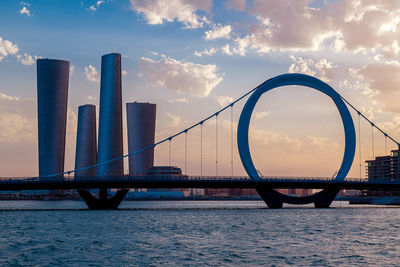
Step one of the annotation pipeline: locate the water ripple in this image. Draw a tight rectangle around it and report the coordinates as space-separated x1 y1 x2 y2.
0 201 400 266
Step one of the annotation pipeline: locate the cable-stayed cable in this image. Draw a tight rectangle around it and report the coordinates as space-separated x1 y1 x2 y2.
41 78 400 179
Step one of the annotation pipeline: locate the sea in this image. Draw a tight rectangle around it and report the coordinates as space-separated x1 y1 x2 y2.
0 200 399 266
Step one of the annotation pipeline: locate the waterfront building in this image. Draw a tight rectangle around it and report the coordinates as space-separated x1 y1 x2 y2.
126 102 156 176
37 58 69 181
147 166 184 194
204 188 259 198
75 104 97 178
97 53 123 177
366 149 400 181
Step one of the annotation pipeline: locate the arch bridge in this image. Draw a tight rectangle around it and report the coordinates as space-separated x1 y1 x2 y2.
2 73 399 209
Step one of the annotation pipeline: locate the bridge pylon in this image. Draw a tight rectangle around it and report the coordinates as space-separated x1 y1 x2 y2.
239 73 355 208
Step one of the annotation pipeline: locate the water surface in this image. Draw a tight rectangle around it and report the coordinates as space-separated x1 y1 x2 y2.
0 200 398 266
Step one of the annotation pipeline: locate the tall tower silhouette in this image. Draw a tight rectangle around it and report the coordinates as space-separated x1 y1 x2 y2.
97 53 123 177
37 58 69 180
75 104 97 178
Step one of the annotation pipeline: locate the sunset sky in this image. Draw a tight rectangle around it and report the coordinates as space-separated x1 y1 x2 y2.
1 0 400 178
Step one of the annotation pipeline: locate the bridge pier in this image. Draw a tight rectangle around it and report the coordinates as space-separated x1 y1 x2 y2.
256 186 339 208
313 188 339 208
78 189 128 209
256 187 283 208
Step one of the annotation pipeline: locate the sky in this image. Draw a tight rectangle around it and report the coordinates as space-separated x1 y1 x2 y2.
1 0 400 178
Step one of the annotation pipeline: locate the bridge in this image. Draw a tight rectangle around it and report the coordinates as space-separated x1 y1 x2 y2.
3 71 400 209
2 176 400 191
2 176 400 209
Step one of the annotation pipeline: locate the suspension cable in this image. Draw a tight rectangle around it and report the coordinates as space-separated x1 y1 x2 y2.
42 78 400 179
358 113 361 179
42 79 260 179
371 124 375 159
168 138 172 166
385 134 388 155
341 96 399 146
185 131 187 174
200 122 203 176
231 104 234 177
216 113 218 177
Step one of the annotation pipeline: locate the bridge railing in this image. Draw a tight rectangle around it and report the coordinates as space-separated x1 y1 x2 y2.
0 175 371 183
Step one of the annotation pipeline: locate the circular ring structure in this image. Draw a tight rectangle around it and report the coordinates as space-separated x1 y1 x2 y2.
237 73 356 204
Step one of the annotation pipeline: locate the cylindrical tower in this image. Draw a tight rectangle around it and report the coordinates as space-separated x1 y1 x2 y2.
37 58 69 180
126 102 156 176
97 53 123 177
75 104 97 178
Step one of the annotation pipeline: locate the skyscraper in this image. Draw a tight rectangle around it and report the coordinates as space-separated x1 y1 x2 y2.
126 102 156 175
37 58 69 180
75 104 97 178
97 53 123 177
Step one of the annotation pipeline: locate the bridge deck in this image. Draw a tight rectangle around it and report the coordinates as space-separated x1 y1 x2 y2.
0 176 400 191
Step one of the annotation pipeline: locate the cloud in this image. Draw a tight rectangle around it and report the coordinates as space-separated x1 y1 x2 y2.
66 107 78 147
355 61 400 113
0 92 80 176
383 40 400 59
248 124 343 176
288 56 316 76
0 37 19 60
253 111 269 120
19 6 31 16
193 47 217 57
84 64 100 82
231 0 400 56
314 58 337 82
231 37 249 56
0 36 39 66
215 96 234 107
204 24 232 40
139 54 223 96
167 98 189 103
250 125 302 149
88 96 96 101
122 70 128 76
89 0 105 11
221 44 233 55
130 0 212 29
288 56 337 82
16 53 40 66
167 112 181 127
0 113 35 143
0 93 36 143
225 0 246 11
306 136 339 151
0 93 20 101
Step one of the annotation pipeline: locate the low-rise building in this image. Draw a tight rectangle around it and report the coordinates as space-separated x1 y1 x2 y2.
366 149 400 181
